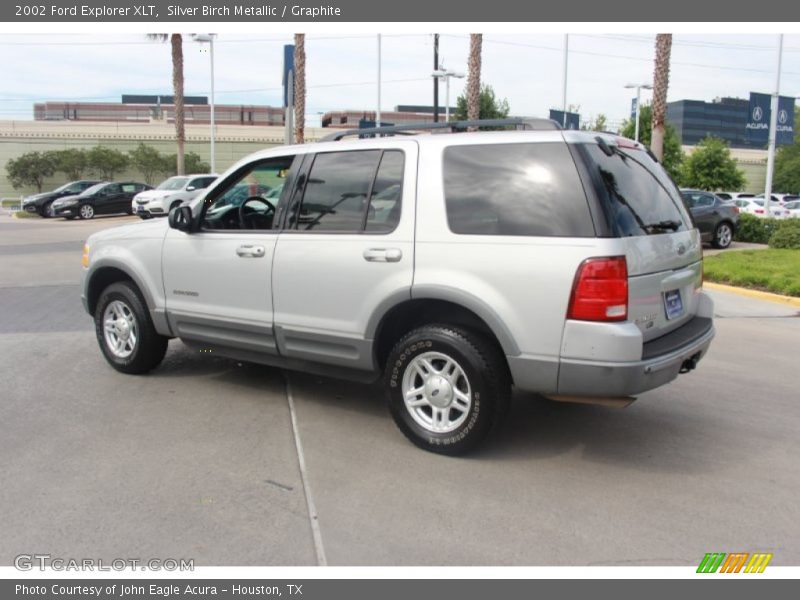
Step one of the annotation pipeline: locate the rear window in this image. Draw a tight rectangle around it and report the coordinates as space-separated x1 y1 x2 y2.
443 142 594 237
580 143 691 237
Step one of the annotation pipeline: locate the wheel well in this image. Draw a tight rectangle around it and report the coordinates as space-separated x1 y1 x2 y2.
373 299 508 372
86 267 134 315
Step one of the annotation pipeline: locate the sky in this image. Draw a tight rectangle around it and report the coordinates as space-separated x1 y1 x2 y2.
1 32 799 129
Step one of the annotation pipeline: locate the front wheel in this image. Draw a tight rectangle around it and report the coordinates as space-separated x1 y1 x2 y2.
79 203 95 219
384 325 510 455
40 201 53 218
94 281 168 374
712 222 733 249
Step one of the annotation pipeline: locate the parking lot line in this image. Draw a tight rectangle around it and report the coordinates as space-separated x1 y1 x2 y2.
285 374 328 566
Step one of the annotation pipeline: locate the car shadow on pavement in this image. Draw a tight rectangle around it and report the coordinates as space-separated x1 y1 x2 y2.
139 342 740 474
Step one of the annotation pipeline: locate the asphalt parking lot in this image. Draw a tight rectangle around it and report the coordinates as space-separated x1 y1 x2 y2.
1 214 798 566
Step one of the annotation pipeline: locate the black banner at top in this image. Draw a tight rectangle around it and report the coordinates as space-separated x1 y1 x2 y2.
3 0 800 22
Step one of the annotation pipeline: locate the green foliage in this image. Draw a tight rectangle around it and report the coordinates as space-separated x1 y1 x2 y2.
583 113 608 132
49 148 89 180
453 85 510 121
734 213 781 244
87 146 129 180
679 136 745 191
773 112 800 193
704 249 800 296
619 104 684 180
5 151 56 192
128 143 173 185
175 152 211 175
768 219 800 249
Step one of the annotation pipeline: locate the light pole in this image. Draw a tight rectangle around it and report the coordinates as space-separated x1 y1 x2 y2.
764 34 784 219
377 34 382 128
625 83 653 142
193 34 216 173
561 34 569 128
432 68 465 122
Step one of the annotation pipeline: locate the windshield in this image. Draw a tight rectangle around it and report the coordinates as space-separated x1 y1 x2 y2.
580 143 691 237
79 183 107 196
157 177 189 191
54 182 84 194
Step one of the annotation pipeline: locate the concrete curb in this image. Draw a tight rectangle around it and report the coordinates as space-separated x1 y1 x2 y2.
704 281 800 308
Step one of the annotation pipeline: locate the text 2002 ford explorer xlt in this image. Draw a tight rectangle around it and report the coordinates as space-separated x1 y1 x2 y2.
81 121 715 455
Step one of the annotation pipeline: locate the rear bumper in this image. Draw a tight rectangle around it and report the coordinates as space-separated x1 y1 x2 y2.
556 318 714 397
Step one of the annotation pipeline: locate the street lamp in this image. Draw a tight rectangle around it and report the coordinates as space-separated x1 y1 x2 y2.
624 82 653 143
193 33 216 173
432 67 465 122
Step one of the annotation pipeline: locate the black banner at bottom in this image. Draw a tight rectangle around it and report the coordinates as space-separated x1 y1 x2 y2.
3 579 796 600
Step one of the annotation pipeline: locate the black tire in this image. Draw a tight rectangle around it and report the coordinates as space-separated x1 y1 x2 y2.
169 200 182 213
94 281 168 374
78 203 95 220
39 201 53 218
384 324 510 455
712 221 734 249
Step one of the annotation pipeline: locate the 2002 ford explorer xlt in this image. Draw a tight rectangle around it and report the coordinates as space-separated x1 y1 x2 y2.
81 119 715 455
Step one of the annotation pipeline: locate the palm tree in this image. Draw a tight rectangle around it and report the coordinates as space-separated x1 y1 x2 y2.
467 34 483 125
294 34 306 144
651 34 673 163
148 34 186 174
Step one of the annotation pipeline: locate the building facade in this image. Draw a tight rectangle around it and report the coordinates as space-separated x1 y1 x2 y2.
667 97 761 149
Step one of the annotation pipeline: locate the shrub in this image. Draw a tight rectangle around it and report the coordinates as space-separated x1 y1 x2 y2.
734 214 780 244
769 219 800 249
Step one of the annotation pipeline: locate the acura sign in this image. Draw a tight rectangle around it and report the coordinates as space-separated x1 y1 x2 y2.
746 92 795 145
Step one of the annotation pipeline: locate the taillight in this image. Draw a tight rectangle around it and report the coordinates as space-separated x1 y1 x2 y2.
568 257 628 322
755 209 764 214
732 206 740 214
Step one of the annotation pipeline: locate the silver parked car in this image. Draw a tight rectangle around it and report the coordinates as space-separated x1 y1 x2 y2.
80 121 714 455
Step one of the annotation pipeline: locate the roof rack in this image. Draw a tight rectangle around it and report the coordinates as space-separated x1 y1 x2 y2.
319 118 561 142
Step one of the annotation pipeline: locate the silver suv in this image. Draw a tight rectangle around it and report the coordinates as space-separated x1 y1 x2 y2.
81 121 715 455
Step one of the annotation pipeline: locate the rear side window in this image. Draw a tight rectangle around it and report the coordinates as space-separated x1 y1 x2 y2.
580 144 690 237
366 151 404 233
443 142 594 237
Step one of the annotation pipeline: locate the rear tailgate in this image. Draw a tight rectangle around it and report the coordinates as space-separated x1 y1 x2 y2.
574 136 704 343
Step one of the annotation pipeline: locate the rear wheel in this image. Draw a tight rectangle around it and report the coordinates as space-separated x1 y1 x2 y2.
712 222 733 249
78 203 95 220
94 281 168 374
384 325 510 455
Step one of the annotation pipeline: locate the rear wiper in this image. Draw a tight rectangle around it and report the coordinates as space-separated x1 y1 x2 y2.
643 220 681 232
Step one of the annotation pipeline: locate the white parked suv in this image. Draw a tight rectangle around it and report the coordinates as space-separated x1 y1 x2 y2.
132 174 217 219
81 120 715 455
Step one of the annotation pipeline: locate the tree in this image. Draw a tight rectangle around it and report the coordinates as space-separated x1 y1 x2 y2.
454 85 509 121
87 146 129 180
680 136 745 191
6 151 56 193
184 152 211 174
583 113 608 132
467 34 482 124
128 143 172 185
165 151 211 175
651 33 673 162
50 148 88 180
294 34 306 144
149 34 186 174
620 104 684 180
774 112 800 193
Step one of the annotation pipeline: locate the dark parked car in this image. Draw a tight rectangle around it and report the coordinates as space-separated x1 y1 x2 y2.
21 180 102 217
680 189 739 249
52 182 152 220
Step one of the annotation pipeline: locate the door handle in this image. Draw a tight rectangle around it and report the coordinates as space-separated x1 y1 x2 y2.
363 248 402 263
236 244 266 258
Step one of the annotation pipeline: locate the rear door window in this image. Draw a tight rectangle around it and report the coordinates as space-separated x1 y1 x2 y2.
442 142 594 237
579 143 691 237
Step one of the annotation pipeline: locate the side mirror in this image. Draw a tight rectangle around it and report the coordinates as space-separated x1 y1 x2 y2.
168 205 193 232
186 186 196 192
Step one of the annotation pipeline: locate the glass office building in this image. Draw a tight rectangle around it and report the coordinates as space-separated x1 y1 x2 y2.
667 97 763 149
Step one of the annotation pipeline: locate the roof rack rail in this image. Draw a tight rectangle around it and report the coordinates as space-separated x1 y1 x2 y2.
319 117 561 142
